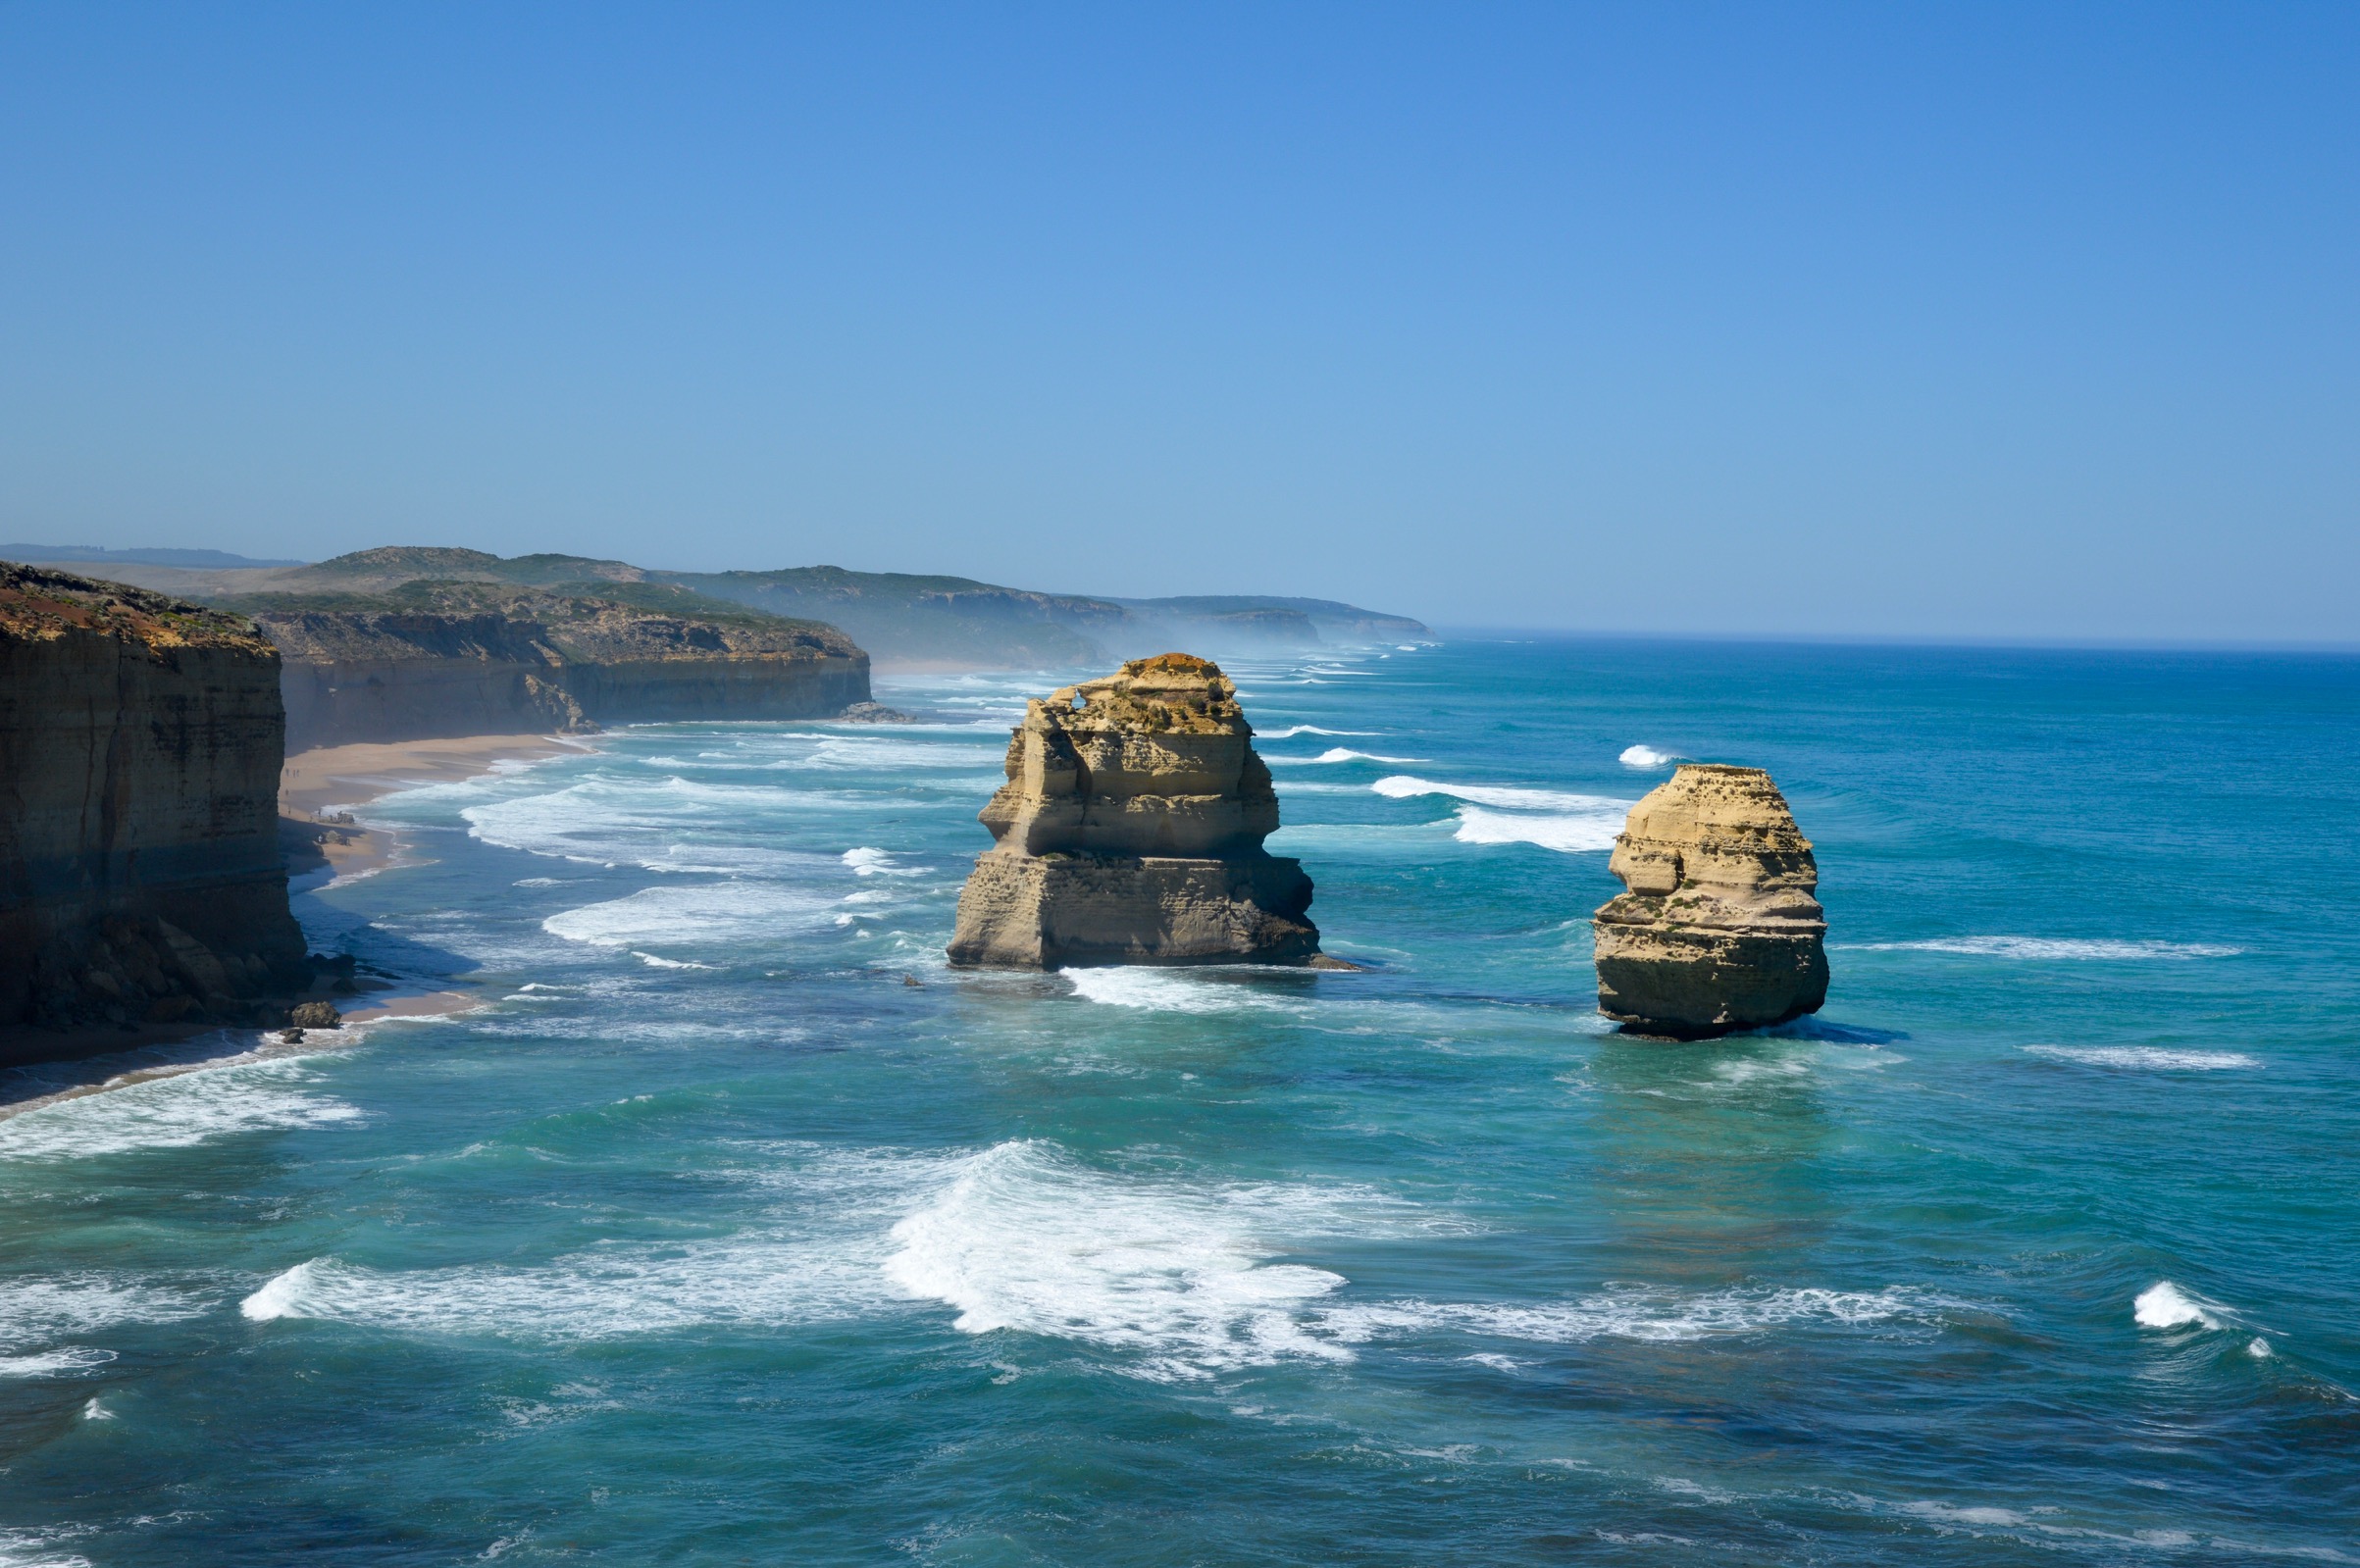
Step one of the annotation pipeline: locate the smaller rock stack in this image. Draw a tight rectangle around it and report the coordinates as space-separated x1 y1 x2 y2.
1592 764 1828 1037
948 654 1321 968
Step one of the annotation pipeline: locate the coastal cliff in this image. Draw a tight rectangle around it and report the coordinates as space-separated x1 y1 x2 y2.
949 653 1322 968
234 582 872 749
1592 764 1829 1037
26 547 1430 672
0 564 307 1039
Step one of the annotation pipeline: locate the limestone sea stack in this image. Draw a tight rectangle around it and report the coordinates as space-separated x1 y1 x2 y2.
1592 764 1828 1038
947 654 1321 968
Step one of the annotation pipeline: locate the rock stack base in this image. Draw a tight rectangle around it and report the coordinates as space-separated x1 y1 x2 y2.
1592 763 1828 1038
948 653 1323 969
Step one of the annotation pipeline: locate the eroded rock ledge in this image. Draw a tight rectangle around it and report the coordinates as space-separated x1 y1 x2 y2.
1592 763 1828 1038
947 654 1321 968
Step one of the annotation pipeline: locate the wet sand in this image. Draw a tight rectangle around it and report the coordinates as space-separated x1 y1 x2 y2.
282 733 598 880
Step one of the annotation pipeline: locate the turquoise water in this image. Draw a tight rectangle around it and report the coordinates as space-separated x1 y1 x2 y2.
2 638 2356 1565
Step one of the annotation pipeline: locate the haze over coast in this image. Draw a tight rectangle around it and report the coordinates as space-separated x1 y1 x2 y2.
2 6 2356 1564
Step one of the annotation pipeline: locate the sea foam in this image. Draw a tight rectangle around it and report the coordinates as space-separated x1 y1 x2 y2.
1267 748 1423 766
1062 968 1297 1014
1848 936 2240 960
0 1275 205 1349
883 1140 1362 1381
2133 1281 2227 1331
1450 805 1622 853
1321 1285 1951 1347
1369 776 1630 854
2023 1045 2258 1071
542 883 842 951
0 1058 360 1163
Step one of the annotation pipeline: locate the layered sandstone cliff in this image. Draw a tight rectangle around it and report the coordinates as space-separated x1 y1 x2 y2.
948 654 1321 968
0 564 308 1040
244 582 872 749
1592 764 1828 1037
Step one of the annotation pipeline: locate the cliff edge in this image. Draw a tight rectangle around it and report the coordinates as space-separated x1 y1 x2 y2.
948 653 1322 968
227 581 872 749
1592 764 1829 1038
0 564 308 1043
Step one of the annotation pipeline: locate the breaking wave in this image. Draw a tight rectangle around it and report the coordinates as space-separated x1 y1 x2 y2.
1061 968 1298 1014
2134 1281 2231 1331
0 1059 360 1162
1269 748 1423 766
883 1140 1367 1381
1370 776 1630 814
1450 805 1622 853
1619 745 1682 769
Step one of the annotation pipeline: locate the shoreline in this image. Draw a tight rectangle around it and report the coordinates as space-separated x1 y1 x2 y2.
282 732 598 881
1 733 592 1101
0 987 486 1118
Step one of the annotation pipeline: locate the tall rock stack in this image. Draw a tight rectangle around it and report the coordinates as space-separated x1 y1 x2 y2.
0 564 308 1045
1592 764 1828 1037
948 654 1322 968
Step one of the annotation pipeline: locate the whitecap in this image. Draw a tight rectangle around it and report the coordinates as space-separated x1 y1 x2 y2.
631 951 718 971
1619 745 1682 769
1257 725 1376 739
0 1058 360 1162
1371 775 1632 815
542 883 841 951
2134 1280 2228 1331
843 847 930 878
882 1140 1369 1380
2024 1045 2258 1071
1451 804 1623 854
1847 936 2240 960
1901 1501 2028 1529
1271 748 1424 766
1061 969 1296 1014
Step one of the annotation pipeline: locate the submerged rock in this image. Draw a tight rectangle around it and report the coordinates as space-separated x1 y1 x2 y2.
1592 764 1828 1038
947 654 1321 968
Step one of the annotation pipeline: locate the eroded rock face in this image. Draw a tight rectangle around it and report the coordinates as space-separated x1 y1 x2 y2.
1592 764 1828 1038
0 563 308 1045
947 654 1320 968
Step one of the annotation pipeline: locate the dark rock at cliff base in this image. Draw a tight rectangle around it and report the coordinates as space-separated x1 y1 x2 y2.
1592 764 1829 1039
949 654 1324 969
0 563 309 1051
288 1001 343 1030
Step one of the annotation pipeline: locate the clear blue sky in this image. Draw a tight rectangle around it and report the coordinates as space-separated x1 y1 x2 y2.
2 3 2353 640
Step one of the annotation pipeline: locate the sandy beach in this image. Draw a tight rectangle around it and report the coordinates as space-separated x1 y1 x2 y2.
282 732 598 880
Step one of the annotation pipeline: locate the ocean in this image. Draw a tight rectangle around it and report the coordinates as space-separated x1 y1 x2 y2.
1 637 2354 1565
